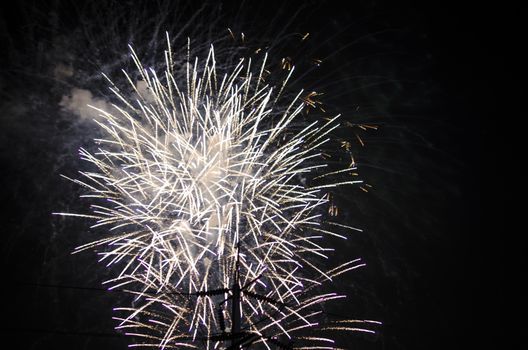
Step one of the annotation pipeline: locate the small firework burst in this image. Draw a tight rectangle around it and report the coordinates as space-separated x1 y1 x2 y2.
56 34 378 349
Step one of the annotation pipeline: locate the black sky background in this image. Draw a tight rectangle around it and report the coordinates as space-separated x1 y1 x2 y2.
0 1 511 349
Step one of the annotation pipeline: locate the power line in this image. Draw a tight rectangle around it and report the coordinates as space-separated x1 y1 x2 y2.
2 327 122 338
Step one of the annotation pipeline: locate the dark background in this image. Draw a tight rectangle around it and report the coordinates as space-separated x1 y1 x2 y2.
0 0 510 349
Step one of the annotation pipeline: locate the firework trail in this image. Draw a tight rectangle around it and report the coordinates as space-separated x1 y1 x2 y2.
54 13 379 348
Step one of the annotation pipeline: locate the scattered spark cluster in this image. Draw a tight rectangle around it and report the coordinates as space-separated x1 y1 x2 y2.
57 34 379 349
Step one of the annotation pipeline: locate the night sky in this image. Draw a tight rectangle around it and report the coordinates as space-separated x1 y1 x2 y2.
0 1 509 349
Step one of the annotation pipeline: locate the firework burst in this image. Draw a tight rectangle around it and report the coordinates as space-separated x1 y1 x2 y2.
56 34 378 349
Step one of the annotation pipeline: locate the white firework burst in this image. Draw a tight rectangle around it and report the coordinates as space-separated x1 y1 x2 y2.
57 34 378 349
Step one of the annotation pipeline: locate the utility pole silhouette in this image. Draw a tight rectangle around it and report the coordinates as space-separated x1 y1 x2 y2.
229 243 242 349
192 242 293 349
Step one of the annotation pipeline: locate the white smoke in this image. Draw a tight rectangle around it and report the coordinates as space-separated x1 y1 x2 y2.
59 88 114 121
